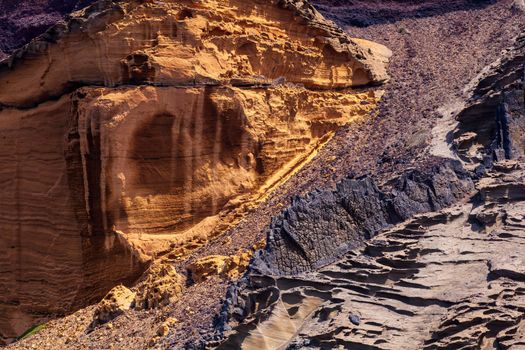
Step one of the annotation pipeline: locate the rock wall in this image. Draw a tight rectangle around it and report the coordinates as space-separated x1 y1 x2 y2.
454 33 525 167
215 167 525 349
207 30 525 350
0 0 390 108
0 0 389 344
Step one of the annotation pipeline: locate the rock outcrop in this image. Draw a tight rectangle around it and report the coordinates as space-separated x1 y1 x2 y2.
91 285 136 328
188 252 252 283
253 161 474 276
208 31 525 350
216 166 525 349
0 0 389 344
454 33 525 168
0 0 97 60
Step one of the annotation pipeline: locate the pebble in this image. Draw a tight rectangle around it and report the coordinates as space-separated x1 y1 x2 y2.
157 324 169 337
349 314 361 326
149 337 158 347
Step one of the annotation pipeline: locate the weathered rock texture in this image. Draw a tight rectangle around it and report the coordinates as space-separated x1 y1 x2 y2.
0 0 390 108
209 31 525 350
217 167 525 349
0 0 389 344
91 285 136 328
454 33 525 168
188 252 252 283
255 160 474 276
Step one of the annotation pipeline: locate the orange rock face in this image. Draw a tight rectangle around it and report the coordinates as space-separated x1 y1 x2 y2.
0 0 389 343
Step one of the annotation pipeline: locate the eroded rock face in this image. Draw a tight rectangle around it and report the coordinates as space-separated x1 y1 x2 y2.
216 169 525 349
0 0 389 344
0 0 390 108
254 160 474 275
209 31 525 350
70 85 381 258
454 33 525 167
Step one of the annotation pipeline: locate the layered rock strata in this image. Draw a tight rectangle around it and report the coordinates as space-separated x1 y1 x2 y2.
216 166 525 349
0 0 389 344
0 0 390 108
209 32 525 350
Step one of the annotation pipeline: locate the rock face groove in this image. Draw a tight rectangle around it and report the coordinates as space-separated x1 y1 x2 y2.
0 0 390 344
209 32 525 350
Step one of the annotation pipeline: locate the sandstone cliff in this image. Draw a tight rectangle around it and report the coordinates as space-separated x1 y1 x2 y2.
0 0 390 344
5 1 524 349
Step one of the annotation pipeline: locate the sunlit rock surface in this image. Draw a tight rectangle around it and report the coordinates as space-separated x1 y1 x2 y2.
0 0 389 343
210 31 525 350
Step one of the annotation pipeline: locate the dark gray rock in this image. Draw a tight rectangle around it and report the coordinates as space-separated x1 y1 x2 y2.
254 160 474 276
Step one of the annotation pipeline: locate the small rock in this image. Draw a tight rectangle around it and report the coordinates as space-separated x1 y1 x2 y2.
106 322 113 330
165 317 178 325
349 314 361 326
149 337 158 347
92 285 136 328
398 27 411 35
512 0 525 11
157 324 169 337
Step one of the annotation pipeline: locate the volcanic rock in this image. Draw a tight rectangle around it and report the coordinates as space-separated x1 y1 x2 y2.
453 32 525 167
0 0 98 60
217 174 525 349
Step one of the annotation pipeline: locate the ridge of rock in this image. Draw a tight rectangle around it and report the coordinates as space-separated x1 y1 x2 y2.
0 0 390 108
254 160 473 276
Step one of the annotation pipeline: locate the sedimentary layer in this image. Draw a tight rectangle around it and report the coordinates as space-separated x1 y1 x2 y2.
0 0 390 108
0 0 389 344
216 166 525 349
208 29 525 350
